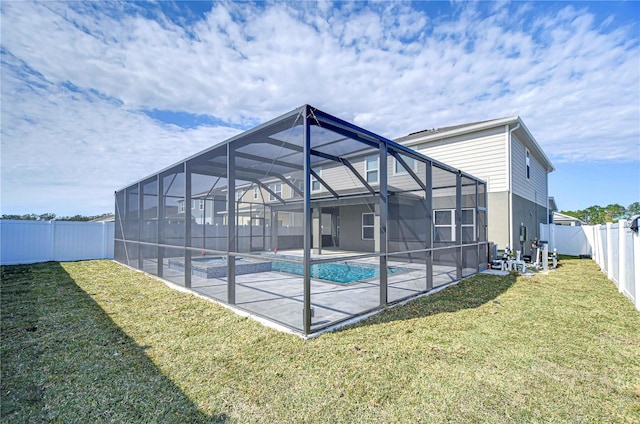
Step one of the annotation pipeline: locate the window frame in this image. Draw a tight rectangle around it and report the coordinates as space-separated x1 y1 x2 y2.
433 209 454 242
393 154 418 176
362 212 375 240
198 199 205 211
365 155 379 184
433 208 476 242
269 182 282 201
461 208 476 243
311 167 322 192
526 149 531 180
253 186 259 200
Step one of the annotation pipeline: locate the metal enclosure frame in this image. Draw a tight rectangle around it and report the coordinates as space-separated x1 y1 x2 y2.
114 105 488 336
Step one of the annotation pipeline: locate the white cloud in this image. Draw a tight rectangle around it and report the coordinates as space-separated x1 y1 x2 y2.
1 51 240 214
1 1 638 214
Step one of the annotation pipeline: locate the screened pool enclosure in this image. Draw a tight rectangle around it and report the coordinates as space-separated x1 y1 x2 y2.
115 105 488 336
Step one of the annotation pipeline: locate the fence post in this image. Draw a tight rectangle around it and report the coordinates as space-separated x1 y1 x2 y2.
594 225 601 269
598 224 607 271
617 220 626 294
49 221 56 261
590 226 596 263
606 223 614 283
101 222 106 259
590 226 596 264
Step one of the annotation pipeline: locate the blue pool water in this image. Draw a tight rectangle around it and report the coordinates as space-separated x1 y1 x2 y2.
271 260 404 284
189 254 405 284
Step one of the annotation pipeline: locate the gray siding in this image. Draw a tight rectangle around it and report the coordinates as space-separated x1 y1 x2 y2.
338 204 375 252
512 193 549 255
511 134 548 208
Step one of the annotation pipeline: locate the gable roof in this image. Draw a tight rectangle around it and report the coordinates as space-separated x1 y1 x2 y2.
403 117 508 138
396 116 555 172
553 211 586 225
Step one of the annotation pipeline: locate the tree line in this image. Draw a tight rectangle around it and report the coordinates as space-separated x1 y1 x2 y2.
560 202 640 225
0 213 113 221
3 203 638 226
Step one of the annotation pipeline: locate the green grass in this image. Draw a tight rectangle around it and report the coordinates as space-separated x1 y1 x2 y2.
2 259 639 423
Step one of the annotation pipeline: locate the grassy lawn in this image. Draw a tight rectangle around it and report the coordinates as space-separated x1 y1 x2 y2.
2 258 639 423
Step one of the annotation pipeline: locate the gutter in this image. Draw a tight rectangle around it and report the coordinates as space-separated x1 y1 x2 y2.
508 121 521 250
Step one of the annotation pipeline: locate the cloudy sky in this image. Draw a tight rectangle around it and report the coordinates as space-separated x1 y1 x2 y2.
1 1 638 216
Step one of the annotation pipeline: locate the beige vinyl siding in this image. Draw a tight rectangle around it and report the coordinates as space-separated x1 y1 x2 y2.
388 154 426 191
315 160 375 192
511 135 547 207
311 153 430 195
410 127 507 192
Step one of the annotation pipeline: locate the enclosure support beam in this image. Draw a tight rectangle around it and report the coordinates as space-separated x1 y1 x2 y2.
390 150 428 192
248 179 286 204
312 208 322 255
138 182 143 270
425 161 433 291
303 105 312 335
270 210 279 252
235 151 302 170
184 163 192 288
157 175 164 277
310 111 381 150
193 163 303 199
379 142 388 307
456 171 463 280
311 149 376 195
310 169 340 199
228 145 236 305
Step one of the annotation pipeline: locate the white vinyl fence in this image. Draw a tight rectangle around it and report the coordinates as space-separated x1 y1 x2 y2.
0 220 114 265
541 221 639 311
539 224 592 256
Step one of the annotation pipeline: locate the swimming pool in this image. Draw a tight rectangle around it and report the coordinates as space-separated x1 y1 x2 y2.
271 260 404 284
192 256 243 266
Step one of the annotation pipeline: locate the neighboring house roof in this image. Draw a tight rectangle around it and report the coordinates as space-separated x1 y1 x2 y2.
396 116 555 173
90 214 115 222
553 212 585 225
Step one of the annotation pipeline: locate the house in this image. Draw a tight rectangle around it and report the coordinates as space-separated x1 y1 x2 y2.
395 116 554 256
553 211 585 226
89 214 115 223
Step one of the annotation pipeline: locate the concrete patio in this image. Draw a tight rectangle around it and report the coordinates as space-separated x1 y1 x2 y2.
142 249 471 334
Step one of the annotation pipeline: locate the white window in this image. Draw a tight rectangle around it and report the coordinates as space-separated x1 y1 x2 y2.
394 154 417 175
311 168 322 192
526 149 531 180
365 156 379 183
434 210 453 242
433 208 476 242
179 201 185 213
236 189 243 201
191 199 195 209
253 186 259 200
461 209 476 243
362 212 375 240
269 183 282 201
198 199 204 211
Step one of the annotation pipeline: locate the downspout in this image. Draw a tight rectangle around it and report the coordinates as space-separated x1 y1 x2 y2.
508 121 521 251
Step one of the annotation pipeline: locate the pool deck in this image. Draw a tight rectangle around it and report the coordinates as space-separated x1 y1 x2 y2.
141 249 473 335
